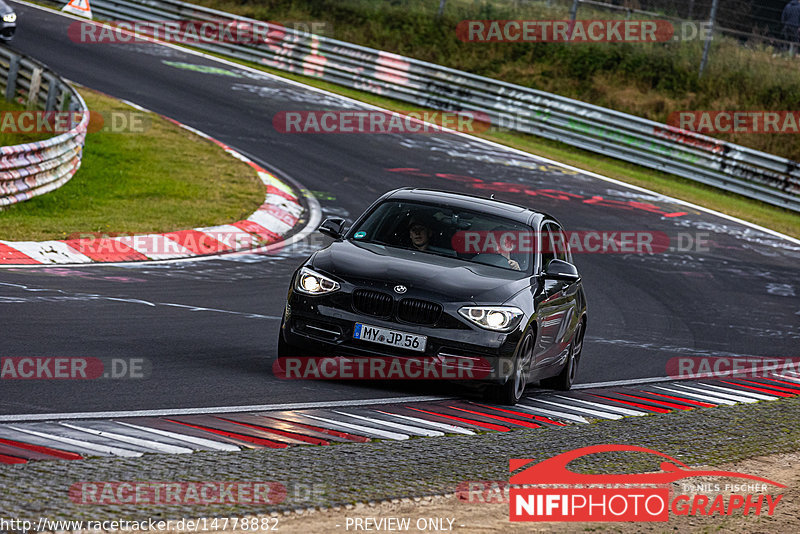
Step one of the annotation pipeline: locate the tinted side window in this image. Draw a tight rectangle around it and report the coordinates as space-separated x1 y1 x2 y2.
551 224 568 262
540 223 556 271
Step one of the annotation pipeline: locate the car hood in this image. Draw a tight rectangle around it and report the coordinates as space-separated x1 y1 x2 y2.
310 240 532 303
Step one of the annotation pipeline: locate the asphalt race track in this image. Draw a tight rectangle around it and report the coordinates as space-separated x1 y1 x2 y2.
1 1 798 416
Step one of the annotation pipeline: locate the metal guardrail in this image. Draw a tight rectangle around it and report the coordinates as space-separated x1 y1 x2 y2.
82 0 800 212
0 47 88 207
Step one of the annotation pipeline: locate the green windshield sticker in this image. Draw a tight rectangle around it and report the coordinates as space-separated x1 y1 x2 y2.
354 231 366 239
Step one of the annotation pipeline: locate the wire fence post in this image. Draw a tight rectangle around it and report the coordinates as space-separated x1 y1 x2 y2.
698 0 719 78
5 54 19 102
569 0 580 21
436 0 446 19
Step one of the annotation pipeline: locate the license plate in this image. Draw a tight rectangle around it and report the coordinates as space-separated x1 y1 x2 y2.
353 323 427 352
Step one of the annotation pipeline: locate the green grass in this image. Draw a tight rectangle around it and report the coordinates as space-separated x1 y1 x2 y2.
0 87 264 241
0 97 53 145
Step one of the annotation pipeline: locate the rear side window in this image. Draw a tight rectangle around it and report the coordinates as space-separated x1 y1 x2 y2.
540 222 569 270
551 224 568 262
540 223 557 270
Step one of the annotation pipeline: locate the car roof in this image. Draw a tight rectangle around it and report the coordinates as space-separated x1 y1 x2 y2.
385 188 555 225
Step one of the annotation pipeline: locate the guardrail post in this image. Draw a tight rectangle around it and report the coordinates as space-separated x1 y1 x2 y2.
44 74 58 111
698 0 719 78
436 0 446 19
569 0 580 22
28 67 43 109
58 86 71 111
5 54 19 102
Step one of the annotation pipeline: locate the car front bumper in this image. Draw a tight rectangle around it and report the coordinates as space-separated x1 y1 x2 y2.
280 292 523 383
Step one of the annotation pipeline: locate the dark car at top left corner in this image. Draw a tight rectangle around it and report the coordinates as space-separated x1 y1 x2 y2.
0 0 16 42
277 188 588 405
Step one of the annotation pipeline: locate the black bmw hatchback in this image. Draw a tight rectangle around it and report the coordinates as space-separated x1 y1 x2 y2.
278 188 587 405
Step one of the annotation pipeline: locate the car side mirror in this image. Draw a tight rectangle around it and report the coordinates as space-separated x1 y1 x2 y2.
318 217 346 239
544 259 580 281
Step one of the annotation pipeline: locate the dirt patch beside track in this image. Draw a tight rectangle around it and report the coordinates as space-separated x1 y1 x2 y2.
262 451 799 533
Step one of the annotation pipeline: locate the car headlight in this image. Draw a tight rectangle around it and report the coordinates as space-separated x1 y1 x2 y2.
458 306 523 331
2 13 15 23
295 267 340 295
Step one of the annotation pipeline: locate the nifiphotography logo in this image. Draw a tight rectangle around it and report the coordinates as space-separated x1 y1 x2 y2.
509 444 784 522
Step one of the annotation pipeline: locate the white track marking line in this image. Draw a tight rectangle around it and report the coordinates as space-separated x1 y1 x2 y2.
667 383 762 403
114 421 240 451
693 383 777 401
6 425 142 457
514 402 588 424
773 373 800 384
299 414 409 440
651 386 737 405
552 395 646 416
58 423 193 454
331 410 443 437
522 399 622 420
0 281 278 319
0 396 449 423
16 0 800 248
573 376 672 389
373 410 475 435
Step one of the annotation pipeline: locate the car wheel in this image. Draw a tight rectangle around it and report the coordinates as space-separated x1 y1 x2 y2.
542 319 584 391
486 330 534 405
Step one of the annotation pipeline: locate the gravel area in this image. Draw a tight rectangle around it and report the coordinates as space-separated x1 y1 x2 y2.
1 396 798 522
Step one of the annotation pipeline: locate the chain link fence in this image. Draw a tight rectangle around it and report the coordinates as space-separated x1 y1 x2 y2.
565 0 798 49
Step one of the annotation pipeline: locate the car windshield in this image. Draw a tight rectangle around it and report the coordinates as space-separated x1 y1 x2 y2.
348 200 534 272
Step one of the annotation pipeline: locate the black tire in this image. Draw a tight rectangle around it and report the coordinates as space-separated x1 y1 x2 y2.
485 331 535 405
277 329 291 358
276 318 298 359
277 319 320 359
541 319 584 391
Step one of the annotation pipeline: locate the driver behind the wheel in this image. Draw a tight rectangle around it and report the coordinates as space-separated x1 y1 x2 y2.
471 226 523 270
408 214 455 256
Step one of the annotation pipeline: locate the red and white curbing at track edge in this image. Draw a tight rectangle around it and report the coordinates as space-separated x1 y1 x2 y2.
0 116 305 266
